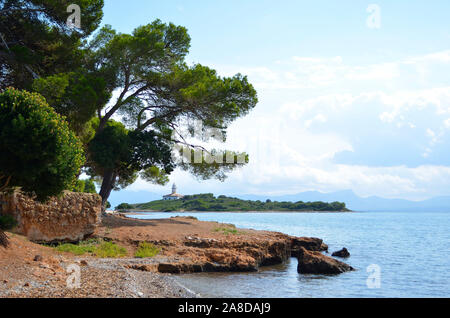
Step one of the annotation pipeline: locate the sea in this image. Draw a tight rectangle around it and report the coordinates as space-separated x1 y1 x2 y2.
130 211 450 298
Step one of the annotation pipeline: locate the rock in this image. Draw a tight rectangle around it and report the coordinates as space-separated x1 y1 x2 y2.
291 237 328 256
158 263 182 274
126 264 157 272
332 247 350 258
33 255 43 262
297 247 354 274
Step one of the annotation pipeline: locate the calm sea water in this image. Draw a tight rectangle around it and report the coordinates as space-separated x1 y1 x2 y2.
131 211 450 298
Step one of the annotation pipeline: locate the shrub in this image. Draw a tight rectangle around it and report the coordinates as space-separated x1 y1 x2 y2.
0 214 17 230
134 242 160 258
0 88 84 201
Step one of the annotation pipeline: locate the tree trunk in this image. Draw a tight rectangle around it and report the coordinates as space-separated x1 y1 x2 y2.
99 169 116 213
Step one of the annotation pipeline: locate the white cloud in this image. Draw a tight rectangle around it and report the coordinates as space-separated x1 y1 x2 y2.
130 50 450 200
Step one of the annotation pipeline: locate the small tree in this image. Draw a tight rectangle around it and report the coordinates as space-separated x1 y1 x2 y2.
0 88 84 247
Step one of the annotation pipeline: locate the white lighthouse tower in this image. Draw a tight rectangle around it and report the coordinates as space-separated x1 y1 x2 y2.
163 183 184 200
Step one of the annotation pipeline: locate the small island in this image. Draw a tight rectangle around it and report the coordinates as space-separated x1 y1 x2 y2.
116 193 350 212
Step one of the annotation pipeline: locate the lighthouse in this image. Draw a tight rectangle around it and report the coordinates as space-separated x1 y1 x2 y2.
162 183 184 200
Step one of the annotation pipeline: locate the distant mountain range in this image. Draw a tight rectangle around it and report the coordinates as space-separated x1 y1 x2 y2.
109 189 450 212
234 190 450 212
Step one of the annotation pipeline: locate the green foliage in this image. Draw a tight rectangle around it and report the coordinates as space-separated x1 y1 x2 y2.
72 179 97 193
213 227 241 235
115 203 133 211
55 239 127 258
89 120 129 170
56 240 98 255
83 179 97 193
94 241 127 258
0 214 17 230
0 0 104 90
134 242 160 258
131 194 349 212
0 88 84 201
32 72 110 134
72 179 85 193
84 20 257 205
87 120 174 192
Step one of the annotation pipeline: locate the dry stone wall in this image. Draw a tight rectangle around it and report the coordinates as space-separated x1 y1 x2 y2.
0 191 101 242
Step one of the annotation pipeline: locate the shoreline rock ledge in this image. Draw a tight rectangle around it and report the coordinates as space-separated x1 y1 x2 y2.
297 247 354 274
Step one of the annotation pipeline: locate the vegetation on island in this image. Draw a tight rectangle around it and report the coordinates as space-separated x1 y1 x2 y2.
116 193 349 212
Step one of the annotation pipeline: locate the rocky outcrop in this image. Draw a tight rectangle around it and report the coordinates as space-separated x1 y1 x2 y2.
332 247 350 258
291 237 328 256
297 247 354 274
98 215 353 275
157 236 293 273
125 236 332 274
0 191 101 242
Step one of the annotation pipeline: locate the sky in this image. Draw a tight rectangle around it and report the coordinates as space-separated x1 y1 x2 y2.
101 0 450 202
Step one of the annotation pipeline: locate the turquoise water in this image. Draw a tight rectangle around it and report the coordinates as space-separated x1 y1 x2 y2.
130 211 450 298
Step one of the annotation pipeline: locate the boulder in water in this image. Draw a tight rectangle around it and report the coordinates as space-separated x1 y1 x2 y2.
297 247 354 274
332 247 350 258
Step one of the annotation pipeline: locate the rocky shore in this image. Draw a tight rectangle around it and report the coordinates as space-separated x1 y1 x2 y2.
0 214 353 298
97 214 333 274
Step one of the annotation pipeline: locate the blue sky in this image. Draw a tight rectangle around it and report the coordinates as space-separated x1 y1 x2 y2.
101 1 450 203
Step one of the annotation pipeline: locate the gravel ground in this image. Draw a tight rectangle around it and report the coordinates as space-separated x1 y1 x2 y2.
1 244 198 298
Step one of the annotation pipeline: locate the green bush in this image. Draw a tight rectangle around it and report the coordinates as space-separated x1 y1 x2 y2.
0 88 84 201
0 214 17 230
134 242 160 258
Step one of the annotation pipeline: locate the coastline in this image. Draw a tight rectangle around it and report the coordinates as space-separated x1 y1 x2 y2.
0 214 333 298
120 210 353 215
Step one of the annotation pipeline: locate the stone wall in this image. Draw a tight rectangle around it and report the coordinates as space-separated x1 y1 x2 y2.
0 191 101 242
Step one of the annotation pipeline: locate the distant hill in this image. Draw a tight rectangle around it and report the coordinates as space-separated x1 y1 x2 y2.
119 193 349 212
108 190 162 210
235 190 450 212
